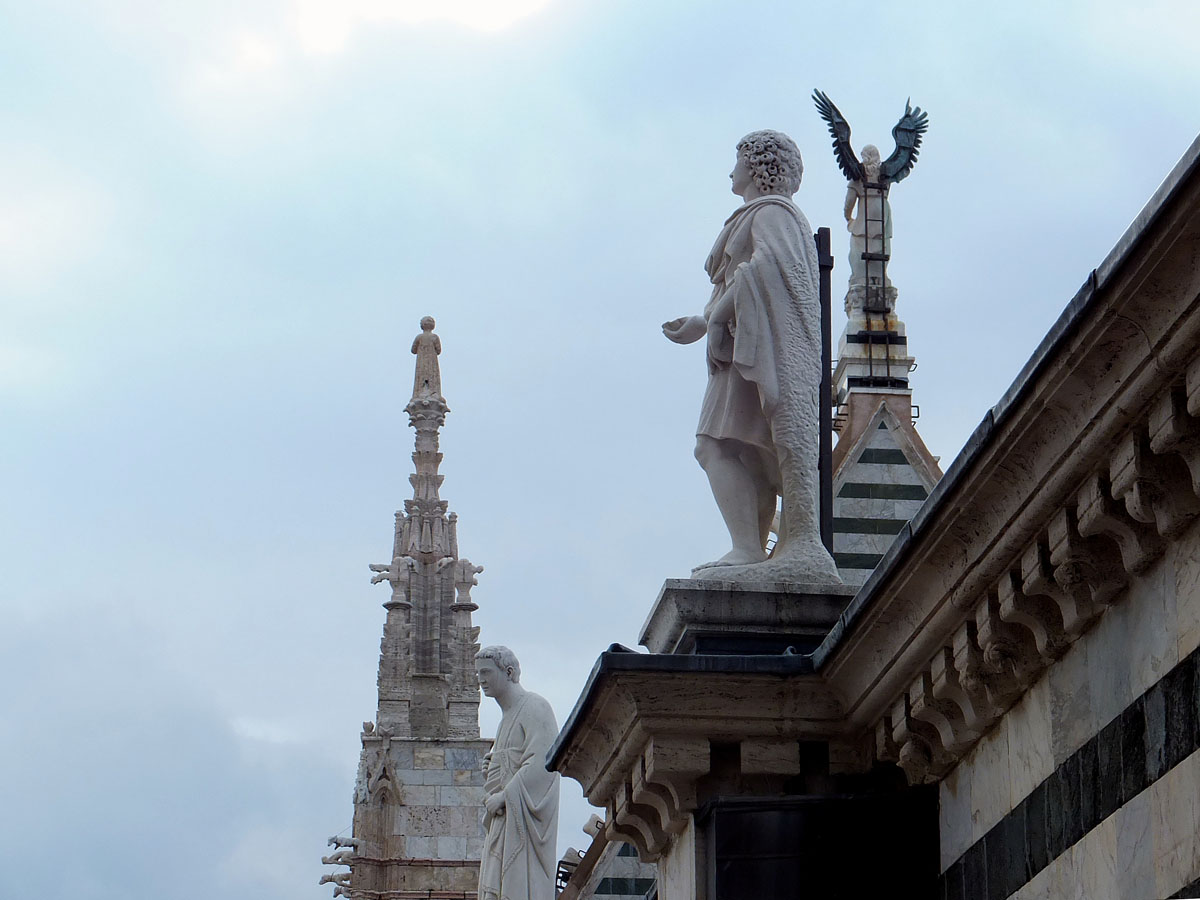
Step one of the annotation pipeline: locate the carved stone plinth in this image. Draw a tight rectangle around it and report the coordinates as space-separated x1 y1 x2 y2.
640 579 854 655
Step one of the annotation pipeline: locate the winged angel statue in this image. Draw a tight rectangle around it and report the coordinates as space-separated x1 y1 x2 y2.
812 90 928 312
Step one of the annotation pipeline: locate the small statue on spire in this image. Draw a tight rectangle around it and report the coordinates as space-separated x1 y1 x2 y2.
411 315 442 400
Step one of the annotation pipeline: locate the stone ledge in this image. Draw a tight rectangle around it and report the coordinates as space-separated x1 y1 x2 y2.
640 578 854 654
352 858 480 867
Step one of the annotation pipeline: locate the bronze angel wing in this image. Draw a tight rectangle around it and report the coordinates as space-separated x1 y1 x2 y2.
880 99 929 184
812 89 862 183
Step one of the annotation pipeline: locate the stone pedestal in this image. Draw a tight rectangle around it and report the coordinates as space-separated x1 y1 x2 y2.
640 579 854 655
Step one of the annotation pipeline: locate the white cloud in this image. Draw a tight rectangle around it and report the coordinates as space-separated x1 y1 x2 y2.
189 0 554 91
194 30 287 90
0 147 113 295
290 0 555 55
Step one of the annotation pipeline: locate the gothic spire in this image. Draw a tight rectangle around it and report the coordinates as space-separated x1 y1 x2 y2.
367 317 483 740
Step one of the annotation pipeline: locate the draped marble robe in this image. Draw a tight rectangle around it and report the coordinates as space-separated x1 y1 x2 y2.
478 692 560 900
698 194 839 581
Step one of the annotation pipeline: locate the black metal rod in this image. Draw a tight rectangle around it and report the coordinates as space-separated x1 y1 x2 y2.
816 227 834 555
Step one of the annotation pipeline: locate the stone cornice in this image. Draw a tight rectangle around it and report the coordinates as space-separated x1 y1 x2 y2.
814 133 1200 781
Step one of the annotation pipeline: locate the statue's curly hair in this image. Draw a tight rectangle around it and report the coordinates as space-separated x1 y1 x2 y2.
737 130 803 196
475 645 521 683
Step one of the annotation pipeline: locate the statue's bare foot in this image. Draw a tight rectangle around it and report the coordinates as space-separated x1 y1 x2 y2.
692 548 768 573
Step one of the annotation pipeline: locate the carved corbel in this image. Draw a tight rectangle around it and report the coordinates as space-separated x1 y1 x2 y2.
608 736 711 862
931 643 995 738
890 694 952 784
1046 506 1124 627
997 567 1069 663
1109 429 1200 539
910 668 979 756
1076 471 1163 574
952 619 1015 722
630 736 709 844
974 589 1043 698
1016 538 1098 643
609 777 668 861
1149 385 1200 496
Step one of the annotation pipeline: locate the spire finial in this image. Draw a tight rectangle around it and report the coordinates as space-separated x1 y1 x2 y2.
411 315 442 402
403 316 449 508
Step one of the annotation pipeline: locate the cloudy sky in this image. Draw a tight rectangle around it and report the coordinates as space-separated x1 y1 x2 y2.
3 0 1199 896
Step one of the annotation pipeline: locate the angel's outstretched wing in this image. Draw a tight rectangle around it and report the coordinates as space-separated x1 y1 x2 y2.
812 89 862 183
881 99 929 184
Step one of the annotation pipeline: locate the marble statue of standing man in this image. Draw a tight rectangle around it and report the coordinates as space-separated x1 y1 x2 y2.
476 646 559 900
663 130 839 583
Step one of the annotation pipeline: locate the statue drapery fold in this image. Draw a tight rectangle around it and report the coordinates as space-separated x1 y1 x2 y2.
698 196 828 561
479 692 559 900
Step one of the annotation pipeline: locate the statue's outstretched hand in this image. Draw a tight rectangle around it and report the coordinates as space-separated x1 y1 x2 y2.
662 315 706 344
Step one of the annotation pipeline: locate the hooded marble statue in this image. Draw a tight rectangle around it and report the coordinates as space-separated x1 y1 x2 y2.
663 130 840 582
475 646 559 900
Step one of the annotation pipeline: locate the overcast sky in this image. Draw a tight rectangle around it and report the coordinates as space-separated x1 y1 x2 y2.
4 1 1200 897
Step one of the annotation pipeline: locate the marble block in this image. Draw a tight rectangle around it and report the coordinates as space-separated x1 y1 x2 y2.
640 578 855 654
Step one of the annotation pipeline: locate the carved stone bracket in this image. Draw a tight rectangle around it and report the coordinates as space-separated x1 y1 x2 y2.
1016 539 1092 645
951 619 1011 726
1046 506 1124 632
974 590 1042 696
929 645 993 743
910 667 979 758
1076 471 1163 574
607 736 710 861
1150 386 1200 494
1110 428 1200 539
890 693 952 784
997 567 1068 664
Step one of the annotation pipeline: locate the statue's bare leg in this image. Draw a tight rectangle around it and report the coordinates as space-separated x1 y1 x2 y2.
694 436 769 568
748 446 782 552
